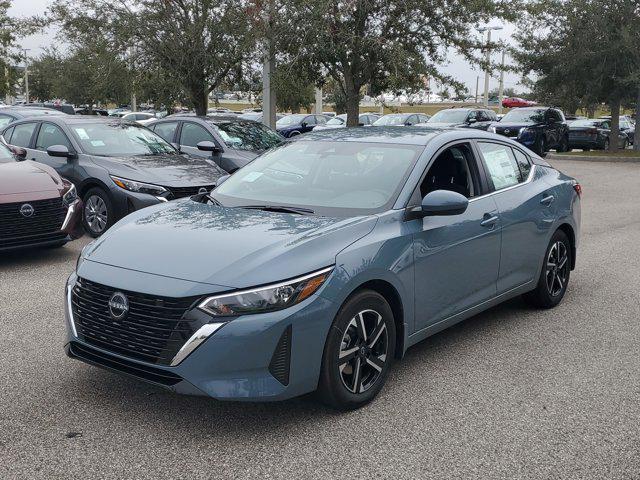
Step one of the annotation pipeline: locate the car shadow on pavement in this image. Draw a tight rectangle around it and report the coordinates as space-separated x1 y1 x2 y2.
61 295 539 437
0 244 80 270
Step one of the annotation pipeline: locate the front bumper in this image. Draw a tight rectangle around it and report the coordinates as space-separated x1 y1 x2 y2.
110 187 164 220
64 271 338 401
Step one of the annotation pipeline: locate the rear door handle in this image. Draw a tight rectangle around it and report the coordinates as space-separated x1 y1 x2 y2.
540 194 555 206
480 214 499 228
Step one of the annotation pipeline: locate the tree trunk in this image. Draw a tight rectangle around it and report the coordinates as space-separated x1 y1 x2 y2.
608 98 620 153
191 81 208 116
344 80 360 127
635 85 640 152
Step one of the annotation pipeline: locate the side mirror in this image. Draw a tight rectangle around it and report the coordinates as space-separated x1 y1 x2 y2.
197 141 222 154
8 144 27 160
413 190 469 217
358 122 365 127
215 174 231 187
301 122 308 128
47 144 76 159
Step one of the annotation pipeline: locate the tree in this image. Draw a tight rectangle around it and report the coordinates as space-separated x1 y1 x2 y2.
278 0 511 126
50 0 255 115
514 0 640 152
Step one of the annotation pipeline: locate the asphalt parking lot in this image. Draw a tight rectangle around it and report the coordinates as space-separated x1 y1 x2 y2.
1 159 639 479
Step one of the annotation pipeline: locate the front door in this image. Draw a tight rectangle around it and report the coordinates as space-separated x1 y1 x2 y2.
411 142 501 331
31 122 76 181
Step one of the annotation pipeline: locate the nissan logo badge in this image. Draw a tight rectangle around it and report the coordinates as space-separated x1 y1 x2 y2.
108 292 129 320
20 204 35 217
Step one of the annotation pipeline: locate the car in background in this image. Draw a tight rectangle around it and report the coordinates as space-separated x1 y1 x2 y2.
64 126 580 410
149 115 283 173
489 107 569 155
0 140 83 251
121 112 157 126
75 107 109 116
372 113 430 127
0 106 68 129
1 117 227 237
25 103 76 115
312 113 380 130
502 97 536 108
424 107 497 130
275 113 331 137
568 118 628 150
237 112 286 123
598 115 635 145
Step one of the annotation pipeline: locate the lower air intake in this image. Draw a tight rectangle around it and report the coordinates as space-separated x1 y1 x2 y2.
269 325 292 386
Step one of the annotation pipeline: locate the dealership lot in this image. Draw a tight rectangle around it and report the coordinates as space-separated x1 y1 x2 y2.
1 159 639 478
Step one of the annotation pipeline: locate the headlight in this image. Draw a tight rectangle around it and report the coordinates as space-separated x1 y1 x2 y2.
199 266 333 317
62 180 78 206
110 175 167 196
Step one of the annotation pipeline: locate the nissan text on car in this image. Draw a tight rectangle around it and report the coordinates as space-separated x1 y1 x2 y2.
64 127 581 410
2 116 227 237
0 140 83 251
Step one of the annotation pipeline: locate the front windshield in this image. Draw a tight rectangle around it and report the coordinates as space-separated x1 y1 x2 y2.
69 122 176 156
373 115 408 126
326 115 346 126
0 143 15 163
210 121 282 152
571 120 601 127
276 114 306 126
501 109 546 124
214 140 423 215
428 110 468 124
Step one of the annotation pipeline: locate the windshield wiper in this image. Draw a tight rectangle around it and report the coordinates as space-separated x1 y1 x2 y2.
239 205 315 215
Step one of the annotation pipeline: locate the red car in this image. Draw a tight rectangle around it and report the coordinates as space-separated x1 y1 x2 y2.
0 142 83 251
502 97 537 108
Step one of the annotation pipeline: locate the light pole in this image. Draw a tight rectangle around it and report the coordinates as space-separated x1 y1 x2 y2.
498 49 506 114
22 48 30 103
478 26 502 107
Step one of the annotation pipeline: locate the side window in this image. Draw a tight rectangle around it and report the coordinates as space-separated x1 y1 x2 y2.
315 115 327 125
467 111 478 122
419 143 479 199
405 115 417 125
180 122 214 147
3 126 15 143
513 149 532 181
0 114 13 129
35 123 72 151
304 116 316 126
153 121 179 143
601 121 610 129
10 122 38 148
477 142 521 191
419 114 430 123
477 110 490 122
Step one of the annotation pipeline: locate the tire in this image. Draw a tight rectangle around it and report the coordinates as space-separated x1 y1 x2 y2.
318 290 396 410
534 136 546 156
622 139 629 150
82 187 114 237
288 131 301 137
557 135 569 152
523 229 572 309
604 138 610 151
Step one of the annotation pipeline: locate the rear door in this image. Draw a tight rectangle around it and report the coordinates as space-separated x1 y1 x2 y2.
476 141 556 293
7 121 38 157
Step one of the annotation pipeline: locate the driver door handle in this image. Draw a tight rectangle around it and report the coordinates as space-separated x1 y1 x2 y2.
480 214 499 228
540 194 555 206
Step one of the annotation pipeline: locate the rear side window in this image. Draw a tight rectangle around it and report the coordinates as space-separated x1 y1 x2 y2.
477 142 520 190
153 121 179 143
35 123 72 151
180 122 214 147
513 149 532 181
10 123 38 148
3 126 15 142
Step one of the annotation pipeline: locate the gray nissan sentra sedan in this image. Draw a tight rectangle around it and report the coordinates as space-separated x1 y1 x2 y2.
64 127 581 410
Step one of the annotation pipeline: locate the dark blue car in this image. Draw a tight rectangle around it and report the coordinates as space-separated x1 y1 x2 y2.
65 127 581 409
276 114 331 137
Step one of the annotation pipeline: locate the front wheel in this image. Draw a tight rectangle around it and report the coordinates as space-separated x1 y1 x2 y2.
523 229 572 308
534 136 546 156
318 290 396 410
557 135 569 152
83 187 114 237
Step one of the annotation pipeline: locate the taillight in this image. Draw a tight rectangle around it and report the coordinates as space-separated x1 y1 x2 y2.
573 182 582 197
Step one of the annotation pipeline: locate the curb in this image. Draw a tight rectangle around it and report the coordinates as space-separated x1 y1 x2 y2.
546 153 640 163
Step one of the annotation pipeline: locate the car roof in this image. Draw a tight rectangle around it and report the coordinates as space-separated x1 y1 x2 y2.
157 114 256 123
298 125 504 145
2 107 65 115
7 115 126 126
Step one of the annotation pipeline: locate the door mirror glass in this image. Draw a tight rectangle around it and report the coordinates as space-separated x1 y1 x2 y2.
419 190 469 216
47 144 75 159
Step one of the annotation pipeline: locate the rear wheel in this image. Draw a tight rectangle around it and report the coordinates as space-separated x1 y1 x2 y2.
318 290 396 410
604 138 610 151
535 136 546 156
83 187 114 237
557 135 569 152
523 229 572 308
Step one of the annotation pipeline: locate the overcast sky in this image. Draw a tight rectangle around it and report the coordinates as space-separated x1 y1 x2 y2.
10 0 523 96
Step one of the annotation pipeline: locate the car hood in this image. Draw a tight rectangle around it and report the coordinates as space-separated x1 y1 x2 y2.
494 122 541 130
82 200 378 288
425 122 463 128
0 160 63 195
88 153 225 187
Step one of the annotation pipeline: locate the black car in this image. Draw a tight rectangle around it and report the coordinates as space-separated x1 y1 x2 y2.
489 107 569 155
0 107 68 130
148 115 283 173
598 115 635 145
568 119 628 150
2 116 227 236
25 102 76 115
425 107 498 130
276 113 332 137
